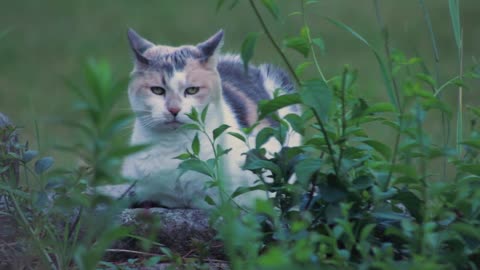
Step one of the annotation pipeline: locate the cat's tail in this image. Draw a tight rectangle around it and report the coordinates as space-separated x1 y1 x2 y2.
258 64 296 96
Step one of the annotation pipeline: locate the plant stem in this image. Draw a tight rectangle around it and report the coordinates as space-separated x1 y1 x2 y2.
313 110 339 176
457 30 464 156
417 0 440 85
300 0 327 82
337 68 348 169
417 0 449 178
373 0 402 114
248 0 301 86
373 0 402 189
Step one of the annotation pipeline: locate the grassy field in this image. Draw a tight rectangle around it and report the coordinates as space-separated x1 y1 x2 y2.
0 0 479 166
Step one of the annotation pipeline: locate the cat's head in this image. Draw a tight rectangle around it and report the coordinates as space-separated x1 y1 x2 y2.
126 28 224 131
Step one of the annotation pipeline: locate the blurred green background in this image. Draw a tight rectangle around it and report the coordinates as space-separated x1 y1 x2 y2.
0 0 479 166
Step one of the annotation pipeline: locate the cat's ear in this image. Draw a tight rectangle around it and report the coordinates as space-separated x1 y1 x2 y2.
196 29 224 67
127 28 155 67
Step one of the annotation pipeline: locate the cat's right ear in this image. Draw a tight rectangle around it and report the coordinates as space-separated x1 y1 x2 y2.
127 28 154 68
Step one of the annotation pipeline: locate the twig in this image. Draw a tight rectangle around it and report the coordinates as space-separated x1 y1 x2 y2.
303 171 318 210
105 248 163 257
248 0 301 85
300 0 327 82
118 180 137 200
68 207 83 240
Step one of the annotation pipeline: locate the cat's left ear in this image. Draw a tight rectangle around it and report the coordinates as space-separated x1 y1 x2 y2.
127 28 155 68
196 29 224 68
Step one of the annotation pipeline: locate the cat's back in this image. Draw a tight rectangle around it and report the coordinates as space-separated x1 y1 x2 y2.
217 54 295 127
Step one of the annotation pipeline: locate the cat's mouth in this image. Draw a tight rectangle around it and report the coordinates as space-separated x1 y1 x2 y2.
164 120 183 127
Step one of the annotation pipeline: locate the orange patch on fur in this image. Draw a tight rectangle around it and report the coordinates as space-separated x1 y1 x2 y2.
183 59 222 101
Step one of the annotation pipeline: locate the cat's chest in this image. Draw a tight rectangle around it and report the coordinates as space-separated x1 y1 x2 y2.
127 134 214 178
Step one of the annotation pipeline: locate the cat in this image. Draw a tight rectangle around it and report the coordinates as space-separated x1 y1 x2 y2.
101 28 300 209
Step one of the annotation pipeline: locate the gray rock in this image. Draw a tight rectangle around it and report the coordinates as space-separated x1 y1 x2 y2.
112 208 223 259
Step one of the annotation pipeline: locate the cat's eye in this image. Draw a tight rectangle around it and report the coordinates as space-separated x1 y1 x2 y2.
150 86 166 95
185 87 200 95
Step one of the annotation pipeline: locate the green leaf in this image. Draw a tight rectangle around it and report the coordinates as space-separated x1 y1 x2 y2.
295 158 321 186
359 224 376 242
256 127 276 149
174 153 192 160
243 159 281 177
363 102 396 115
216 144 232 157
283 36 309 58
23 150 38 163
312 37 326 54
228 132 246 143
458 164 480 176
319 185 348 203
363 139 392 159
352 176 373 190
204 195 217 206
299 79 333 122
181 123 200 131
254 199 275 217
178 159 213 177
213 124 230 141
186 108 199 122
393 190 423 222
192 133 200 156
371 209 409 221
231 184 266 198
34 157 54 174
258 247 291 267
451 223 480 241
260 0 279 19
284 113 305 135
259 93 301 119
109 144 150 158
200 104 209 123
295 62 312 77
241 32 259 72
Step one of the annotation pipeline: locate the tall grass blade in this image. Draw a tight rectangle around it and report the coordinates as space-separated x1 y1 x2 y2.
417 0 440 85
448 0 462 50
448 0 464 155
325 17 399 111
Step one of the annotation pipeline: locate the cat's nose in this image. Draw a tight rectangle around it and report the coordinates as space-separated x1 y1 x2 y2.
168 107 181 117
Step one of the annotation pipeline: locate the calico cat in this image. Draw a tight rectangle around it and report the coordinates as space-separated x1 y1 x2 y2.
103 29 300 208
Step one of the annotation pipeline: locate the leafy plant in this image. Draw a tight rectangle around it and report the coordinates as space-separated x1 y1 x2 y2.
204 0 480 269
0 60 143 269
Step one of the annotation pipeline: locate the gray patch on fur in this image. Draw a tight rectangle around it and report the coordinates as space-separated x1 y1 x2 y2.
218 56 295 127
149 48 200 77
